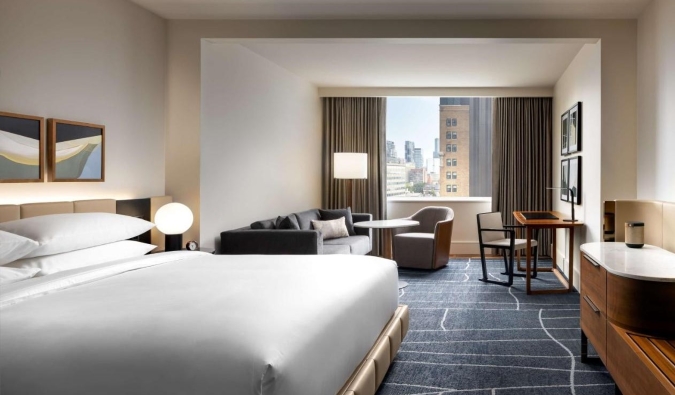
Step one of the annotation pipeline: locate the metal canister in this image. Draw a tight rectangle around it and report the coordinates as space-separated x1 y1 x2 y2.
625 222 645 248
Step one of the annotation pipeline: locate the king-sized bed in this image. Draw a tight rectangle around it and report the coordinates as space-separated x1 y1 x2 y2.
0 198 408 395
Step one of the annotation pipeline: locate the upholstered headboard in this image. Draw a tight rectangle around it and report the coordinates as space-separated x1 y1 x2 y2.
0 196 172 250
613 200 675 253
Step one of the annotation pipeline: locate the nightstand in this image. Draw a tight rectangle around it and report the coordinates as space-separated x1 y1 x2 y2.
151 247 215 254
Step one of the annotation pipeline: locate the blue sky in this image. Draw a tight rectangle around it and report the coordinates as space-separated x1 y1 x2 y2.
386 97 439 165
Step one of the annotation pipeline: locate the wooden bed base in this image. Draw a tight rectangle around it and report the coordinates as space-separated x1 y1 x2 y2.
337 305 409 395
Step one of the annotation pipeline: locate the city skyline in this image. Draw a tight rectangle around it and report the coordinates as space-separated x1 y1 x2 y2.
386 97 438 168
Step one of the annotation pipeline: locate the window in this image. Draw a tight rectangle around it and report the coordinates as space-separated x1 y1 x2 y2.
445 118 457 127
386 97 492 198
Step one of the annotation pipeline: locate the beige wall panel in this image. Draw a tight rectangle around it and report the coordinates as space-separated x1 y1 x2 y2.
614 200 663 247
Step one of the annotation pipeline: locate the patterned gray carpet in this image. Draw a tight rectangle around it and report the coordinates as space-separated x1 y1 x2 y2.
377 258 614 395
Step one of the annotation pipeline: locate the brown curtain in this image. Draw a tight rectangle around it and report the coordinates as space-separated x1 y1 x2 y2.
492 97 553 257
322 97 387 255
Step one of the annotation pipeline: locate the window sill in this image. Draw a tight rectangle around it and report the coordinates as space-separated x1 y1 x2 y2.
387 197 492 203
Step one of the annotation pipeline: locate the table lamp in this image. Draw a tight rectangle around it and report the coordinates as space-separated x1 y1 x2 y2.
546 187 577 222
334 153 368 209
155 203 194 251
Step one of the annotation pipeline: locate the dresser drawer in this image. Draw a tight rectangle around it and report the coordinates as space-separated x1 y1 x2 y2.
581 291 607 363
581 253 607 313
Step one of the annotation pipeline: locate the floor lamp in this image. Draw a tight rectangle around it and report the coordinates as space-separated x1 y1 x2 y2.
334 153 368 209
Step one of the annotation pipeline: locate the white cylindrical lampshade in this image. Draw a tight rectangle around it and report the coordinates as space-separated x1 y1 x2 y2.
333 153 368 179
155 203 194 235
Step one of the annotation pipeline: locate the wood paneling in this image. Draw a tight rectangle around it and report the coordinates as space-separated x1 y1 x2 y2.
607 274 675 337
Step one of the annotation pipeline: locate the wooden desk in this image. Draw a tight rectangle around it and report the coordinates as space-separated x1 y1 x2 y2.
513 211 584 295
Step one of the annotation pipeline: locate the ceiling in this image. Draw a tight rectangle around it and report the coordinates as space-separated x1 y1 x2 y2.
130 0 651 20
214 40 587 88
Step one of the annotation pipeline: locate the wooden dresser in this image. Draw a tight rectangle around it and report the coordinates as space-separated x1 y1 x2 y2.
580 242 675 395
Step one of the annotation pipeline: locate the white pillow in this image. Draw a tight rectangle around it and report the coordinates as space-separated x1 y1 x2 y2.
0 267 41 285
0 230 39 265
311 217 350 240
4 240 156 276
0 213 155 258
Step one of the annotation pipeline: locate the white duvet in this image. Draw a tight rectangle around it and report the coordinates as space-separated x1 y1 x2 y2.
0 252 399 395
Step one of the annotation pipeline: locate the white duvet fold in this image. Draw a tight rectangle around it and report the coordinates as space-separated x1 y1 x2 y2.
0 251 205 309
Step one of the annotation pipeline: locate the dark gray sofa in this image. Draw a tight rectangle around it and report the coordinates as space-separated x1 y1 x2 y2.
220 209 372 255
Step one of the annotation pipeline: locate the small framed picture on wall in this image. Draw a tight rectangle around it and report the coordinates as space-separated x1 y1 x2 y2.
0 111 45 183
561 111 569 156
48 119 105 182
568 102 582 154
568 156 582 205
561 158 569 202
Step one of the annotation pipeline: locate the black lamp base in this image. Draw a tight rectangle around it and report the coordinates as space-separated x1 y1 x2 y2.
165 234 183 251
563 219 578 222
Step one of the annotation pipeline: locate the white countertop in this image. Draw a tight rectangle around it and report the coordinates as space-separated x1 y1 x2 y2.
580 242 675 282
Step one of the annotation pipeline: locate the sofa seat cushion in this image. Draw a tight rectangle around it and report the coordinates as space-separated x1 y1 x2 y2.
393 233 434 269
322 244 351 255
324 235 371 255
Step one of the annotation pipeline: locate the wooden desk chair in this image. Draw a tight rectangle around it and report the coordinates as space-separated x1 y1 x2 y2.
476 212 539 286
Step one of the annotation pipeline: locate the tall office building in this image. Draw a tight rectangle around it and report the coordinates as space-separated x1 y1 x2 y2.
404 141 415 163
439 97 492 197
433 138 440 158
386 140 398 163
413 148 424 169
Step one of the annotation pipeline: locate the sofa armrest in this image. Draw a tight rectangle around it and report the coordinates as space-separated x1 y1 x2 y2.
352 213 373 238
220 229 322 255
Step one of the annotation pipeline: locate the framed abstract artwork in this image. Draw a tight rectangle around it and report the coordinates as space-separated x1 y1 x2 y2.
48 119 105 182
0 111 45 183
568 102 582 154
560 159 569 202
561 111 569 156
568 156 582 205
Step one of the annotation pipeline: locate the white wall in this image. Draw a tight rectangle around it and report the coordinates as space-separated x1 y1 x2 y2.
637 0 675 202
387 199 491 255
553 43 602 289
0 0 167 203
200 42 321 249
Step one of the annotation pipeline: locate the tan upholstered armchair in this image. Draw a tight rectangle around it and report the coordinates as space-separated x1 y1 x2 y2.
392 207 454 270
